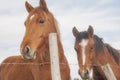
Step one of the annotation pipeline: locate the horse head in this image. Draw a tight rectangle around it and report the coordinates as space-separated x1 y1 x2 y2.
72 26 96 80
20 0 58 60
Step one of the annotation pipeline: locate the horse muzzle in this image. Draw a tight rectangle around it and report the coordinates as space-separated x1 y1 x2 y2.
21 46 36 60
79 69 93 80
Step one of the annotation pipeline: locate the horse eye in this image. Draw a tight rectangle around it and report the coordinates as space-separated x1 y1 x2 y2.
38 19 44 24
90 47 94 51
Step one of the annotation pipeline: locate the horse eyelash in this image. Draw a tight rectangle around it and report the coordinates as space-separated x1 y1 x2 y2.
38 19 45 24
90 47 94 52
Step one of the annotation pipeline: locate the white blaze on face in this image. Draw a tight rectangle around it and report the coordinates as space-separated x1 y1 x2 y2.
30 15 35 20
79 39 88 65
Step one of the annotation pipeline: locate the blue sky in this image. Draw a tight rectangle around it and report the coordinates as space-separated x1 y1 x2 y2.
0 0 120 79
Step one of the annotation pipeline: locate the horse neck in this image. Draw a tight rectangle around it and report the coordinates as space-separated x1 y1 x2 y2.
92 47 114 79
95 46 119 66
94 46 120 79
36 36 65 63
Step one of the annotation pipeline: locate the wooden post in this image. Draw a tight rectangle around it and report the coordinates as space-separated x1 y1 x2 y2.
102 64 116 80
49 33 61 80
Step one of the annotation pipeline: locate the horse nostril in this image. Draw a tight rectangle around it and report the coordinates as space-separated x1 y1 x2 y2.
84 70 89 75
24 46 30 54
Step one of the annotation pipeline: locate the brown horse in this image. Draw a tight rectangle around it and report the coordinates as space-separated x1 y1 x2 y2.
0 0 70 80
72 26 120 80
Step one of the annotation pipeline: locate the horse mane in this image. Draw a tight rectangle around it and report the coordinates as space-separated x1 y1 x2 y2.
53 18 61 39
93 35 104 55
93 35 119 64
43 9 61 39
105 44 120 64
45 11 61 39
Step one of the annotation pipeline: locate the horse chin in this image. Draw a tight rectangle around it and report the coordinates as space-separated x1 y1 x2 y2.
80 71 93 80
82 77 92 80
80 73 89 80
81 76 89 80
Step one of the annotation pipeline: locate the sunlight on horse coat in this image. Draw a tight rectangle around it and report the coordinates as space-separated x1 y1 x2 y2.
0 0 70 80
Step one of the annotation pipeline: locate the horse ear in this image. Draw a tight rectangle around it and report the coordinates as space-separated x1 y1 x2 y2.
25 1 34 13
72 27 79 37
88 25 94 38
39 0 48 11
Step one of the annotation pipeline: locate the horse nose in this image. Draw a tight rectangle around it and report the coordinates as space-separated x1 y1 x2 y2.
79 69 89 79
79 69 89 75
84 70 89 75
22 46 30 54
84 70 88 74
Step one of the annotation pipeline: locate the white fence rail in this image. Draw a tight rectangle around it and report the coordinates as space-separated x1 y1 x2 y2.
102 64 116 80
49 33 61 80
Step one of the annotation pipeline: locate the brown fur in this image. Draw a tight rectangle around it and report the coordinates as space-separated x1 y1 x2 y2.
73 26 120 80
73 26 106 80
0 0 70 80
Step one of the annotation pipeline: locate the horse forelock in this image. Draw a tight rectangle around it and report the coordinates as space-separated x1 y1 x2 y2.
76 31 89 42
